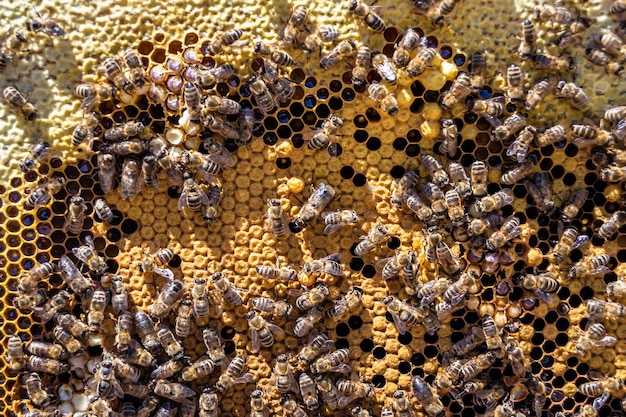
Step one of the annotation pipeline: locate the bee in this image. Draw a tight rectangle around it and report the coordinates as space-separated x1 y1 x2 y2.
420 154 449 186
314 375 340 411
297 332 334 366
248 76 276 115
349 0 386 31
148 279 185 319
505 63 525 102
392 28 421 68
493 113 527 142
311 348 351 374
214 355 254 393
518 19 537 60
23 373 51 408
203 95 241 118
585 48 624 76
428 0 460 25
96 153 117 194
605 105 626 122
438 118 458 157
73 235 107 275
199 328 226 371
556 18 590 49
480 314 503 351
293 283 329 310
303 114 344 151
0 27 28 71
441 71 472 109
610 0 626 13
100 139 145 155
156 323 184 359
18 261 55 294
377 251 416 281
367 82 399 116
532 53 574 71
444 189 465 225
556 80 590 111
444 163 470 200
93 198 115 224
599 211 626 240
256 259 298 281
236 107 256 147
270 354 298 394
72 112 99 147
74 82 116 113
507 125 536 163
101 57 133 94
33 290 70 323
326 286 364 322
120 339 154 368
272 76 296 105
354 224 388 256
27 355 69 375
196 63 235 88
26 8 64 37
281 5 307 47
384 296 426 335
121 48 147 90
248 389 269 417
535 2 572 24
486 216 521 250
5 334 26 371
254 42 294 67
187 278 209 320
551 226 589 262
52 325 84 354
178 173 209 212
181 81 202 132
181 356 216 381
443 270 477 306
199 389 220 417
352 45 372 87
468 160 488 197
138 247 174 280
153 380 196 401
320 39 356 69
404 188 433 221
500 159 535 185
62 195 87 235
525 172 555 214
412 375 445 417
3 85 38 120
415 277 449 305
525 78 552 111
55 312 90 339
391 390 413 417
422 182 447 217
13 289 47 312
58 254 93 296
205 29 243 56
119 157 142 201
294 373 319 410
212 272 245 307
252 297 293 318
115 310 133 352
281 396 308 417
601 165 626 183
294 306 325 338
291 182 336 231
574 323 617 356
132 310 160 352
151 358 184 380
178 150 218 185
88 355 124 399
245 309 285 353
337 378 375 407
372 53 398 85
303 26 340 54
469 211 501 237
561 189 588 223
579 373 625 400
26 341 66 360
570 254 611 280
20 138 51 173
302 253 344 277
87 288 109 331
205 115 240 140
390 170 419 207
459 351 496 383
585 298 626 320
450 326 485 356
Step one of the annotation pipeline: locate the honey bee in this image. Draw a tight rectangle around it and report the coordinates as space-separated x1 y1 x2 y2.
148 279 184 319
205 115 240 140
107 276 128 315
574 322 617 356
459 351 496 383
157 322 184 359
349 0 386 32
302 253 344 277
518 19 537 60
18 261 55 294
532 53 574 71
352 45 372 87
390 390 413 417
320 39 356 69
198 389 219 417
598 210 626 240
315 375 340 410
404 188 433 221
3 85 38 120
203 95 241 117
33 290 70 323
443 270 477 306
367 82 399 116
256 259 297 281
55 312 90 339
570 254 611 280
120 338 154 368
294 306 325 338
444 189 465 225
282 6 308 48
298 374 320 410
138 247 174 280
535 1 573 23
501 159 536 185
101 56 133 94
88 355 124 399
91 198 115 225
73 235 107 275
420 154 448 186
205 29 243 56
28 355 69 375
179 150 219 185
354 224 388 256
100 138 145 156
470 160 488 197
337 378 375 407
270 354 298 394
317 209 358 235
377 250 416 281
415 277 448 305
393 28 421 68
95 153 117 194
525 172 555 214
248 76 276 115
438 118 458 157
525 78 552 111
304 114 344 151
505 63 525 102
119 157 142 201
178 173 209 212
422 182 448 217
13 289 47 312
493 113 527 142
214 355 254 393
450 326 485 356
326 286 363 321
0 27 28 71
212 272 245 307
254 42 294 67
52 325 84 354
246 310 285 352
58 254 93 296
121 48 146 90
181 356 216 381
302 26 340 54
428 0 461 25
390 169 419 207
187 279 208 320
196 63 236 88
579 372 625 398
87 288 108 331
297 332 334 366
601 165 626 183
153 380 196 401
291 182 336 231
249 389 269 417
555 80 590 111
252 297 293 317
441 71 472 109
561 189 588 223
20 138 51 173
372 53 398 85
506 125 536 163
476 189 514 214
585 47 624 76
74 82 116 113
281 396 308 417
293 283 329 310
132 310 160 352
586 298 626 321
25 7 64 37
384 296 426 335
486 216 521 250
150 358 184 380
23 373 51 408
236 107 256 147
551 226 589 263
311 348 351 374
412 375 445 417
480 314 503 351
115 310 133 352
26 341 66 360
202 327 227 370
469 211 501 236
5 334 26 371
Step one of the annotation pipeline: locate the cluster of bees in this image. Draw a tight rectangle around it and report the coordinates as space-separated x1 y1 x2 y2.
7 0 626 416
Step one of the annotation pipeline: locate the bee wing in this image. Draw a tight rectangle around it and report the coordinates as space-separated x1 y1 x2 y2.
154 267 174 280
199 188 211 206
320 211 333 221
596 335 617 348
207 152 236 169
588 370 605 381
195 169 217 184
263 60 278 83
322 253 341 262
376 257 394 268
235 372 255 384
390 313 407 335
267 322 286 337
323 223 344 235
178 186 189 211
330 364 351 373
482 112 502 128
338 395 357 408
534 289 553 303
80 95 99 113
113 379 125 399
572 235 590 250
250 328 261 353
84 234 95 249
593 392 611 411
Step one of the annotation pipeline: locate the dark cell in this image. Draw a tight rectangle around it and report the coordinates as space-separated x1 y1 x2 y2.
341 166 355 179
360 338 374 352
384 26 399 42
410 98 425 113
289 118 304 133
439 45 453 59
304 77 317 88
407 129 421 143
289 221 303 234
289 102 305 117
105 244 119 258
329 80 343 92
277 125 291 139
263 132 278 145
544 340 556 353
387 236 401 249
352 174 366 187
277 110 290 123
317 88 329 100
372 375 386 388
316 104 331 118
221 326 236 340
366 137 382 150
424 345 438 358
365 108 381 122
398 361 411 374
579 286 594 300
423 90 439 103
477 117 492 131
303 111 317 126
454 54 466 66
555 332 569 346
106 228 121 242
328 143 342 157
87 345 103 357
362 264 376 278
463 112 478 124
328 96 343 110
224 341 236 355
424 332 438 344
291 68 305 84
349 258 364 272
398 332 413 345
264 116 278 130
168 255 182 268
276 158 291 169
348 315 363 330
479 87 492 99
373 346 386 359
411 80 426 97
487 155 502 168
460 139 476 153
342 88 355 102
354 130 369 144
291 134 304 148
354 115 368 128
405 144 420 157
335 338 350 349
121 219 138 235
393 137 407 150
390 166 405 179
335 323 350 337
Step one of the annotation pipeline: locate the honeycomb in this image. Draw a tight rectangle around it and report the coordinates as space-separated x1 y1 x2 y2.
3 0 626 416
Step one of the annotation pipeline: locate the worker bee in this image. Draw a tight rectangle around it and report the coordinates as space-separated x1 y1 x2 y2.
291 182 336 231
326 286 364 321
302 26 340 54
468 51 487 91
551 226 589 262
254 42 294 67
281 5 307 48
113 357 141 383
249 389 269 417
269 354 298 394
313 375 340 411
181 356 216 381
188 278 209 319
197 389 219 417
579 372 624 398
437 118 458 157
119 157 142 201
518 19 537 60
415 278 449 305
585 298 626 320
390 169 419 207
25 341 66 361
441 71 472 110
75 82 116 114
100 138 145 155
205 115 240 140
561 189 588 223
352 45 372 87
377 250 416 281
252 297 293 318
534 124 567 147
34 289 71 324
71 112 100 147
500 159 535 185
235 107 256 147
556 80 590 111
367 82 399 116
153 380 196 401
598 210 626 240
96 153 117 194
444 163 470 199
20 138 51 173
318 209 358 235
403 188 433 221
320 38 356 69
0 27 28 71
205 29 243 56
477 189 514 214
212 272 245 307
179 150 219 185
443 270 477 306
25 7 64 37
5 334 26 371
585 47 624 76
349 0 386 32
256 258 297 281
52 325 84 354
354 223 389 256
421 154 449 186
114 310 133 352
444 189 465 225
3 85 38 120
390 390 413 417
93 198 115 224
600 164 626 183
248 76 276 115
101 56 133 94
486 216 521 250
280 396 308 417
450 326 485 356
493 113 527 142
18 261 55 294
392 28 421 68
459 351 496 383
148 279 184 319
121 48 147 90
87 288 108 331
525 78 552 111
119 338 154 368
195 63 235 89
372 53 398 85
214 355 254 393
302 253 344 277
570 254 611 280
607 275 626 298
412 375 445 417
73 235 107 275
55 312 89 339
23 373 51 408
525 172 555 214
384 296 425 335
422 182 447 217
469 160 488 197
202 327 227 369
295 373 319 410
294 283 330 310
297 332 334 366
203 95 241 118
88 355 124 399
138 247 174 280
133 311 160 352
303 114 343 151
535 1 573 24
200 186 220 223
505 63 525 102
58 254 93 296
173 300 194 339
469 211 501 236
574 322 617 356
294 306 325 338
507 125 536 163
27 355 69 375
62 195 87 235
532 53 574 71
178 173 209 212
428 0 461 25
310 348 351 374
481 314 503 351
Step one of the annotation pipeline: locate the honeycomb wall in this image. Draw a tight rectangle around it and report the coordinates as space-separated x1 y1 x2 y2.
2 0 626 416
